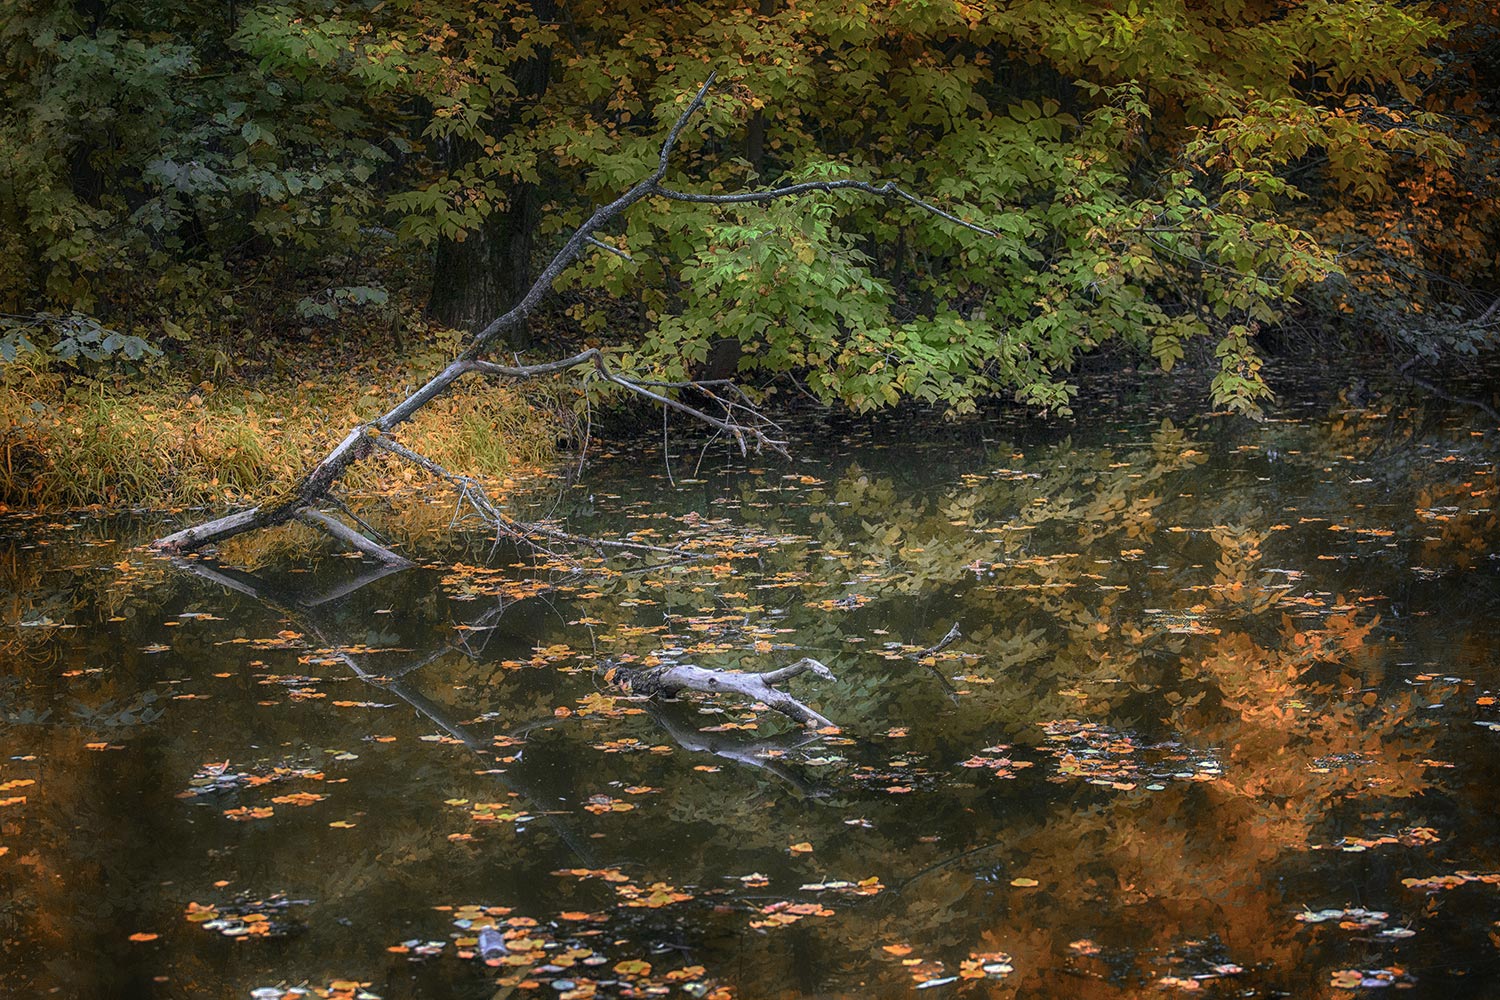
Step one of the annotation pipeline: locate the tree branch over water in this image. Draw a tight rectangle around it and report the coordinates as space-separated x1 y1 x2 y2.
152 75 996 560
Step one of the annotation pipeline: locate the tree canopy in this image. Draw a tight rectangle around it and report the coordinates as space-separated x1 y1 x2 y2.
2 0 1496 414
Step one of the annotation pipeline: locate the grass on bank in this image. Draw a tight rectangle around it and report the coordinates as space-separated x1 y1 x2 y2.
0 356 575 510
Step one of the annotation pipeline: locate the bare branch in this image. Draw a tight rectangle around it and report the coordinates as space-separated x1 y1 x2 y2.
463 74 716 359
915 622 963 661
153 73 996 558
1474 293 1500 328
586 235 633 260
759 656 837 686
655 178 1001 239
470 349 788 456
295 509 413 566
910 622 963 704
371 432 715 560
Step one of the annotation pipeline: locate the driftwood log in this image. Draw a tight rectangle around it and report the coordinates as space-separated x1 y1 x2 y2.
150 74 999 563
607 657 837 729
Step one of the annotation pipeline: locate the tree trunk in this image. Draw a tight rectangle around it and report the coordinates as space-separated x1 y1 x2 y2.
425 0 555 347
743 0 780 177
427 185 540 346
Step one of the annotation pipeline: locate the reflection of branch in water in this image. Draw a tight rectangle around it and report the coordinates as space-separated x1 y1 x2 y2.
1399 367 1500 423
897 622 963 705
177 558 838 858
172 556 406 612
172 556 601 865
915 622 962 661
643 701 830 799
888 841 1009 898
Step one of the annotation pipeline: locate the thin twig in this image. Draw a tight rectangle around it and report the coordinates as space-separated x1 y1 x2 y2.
586 235 633 260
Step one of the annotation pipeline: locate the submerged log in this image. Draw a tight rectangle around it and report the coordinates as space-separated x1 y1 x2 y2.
608 657 837 729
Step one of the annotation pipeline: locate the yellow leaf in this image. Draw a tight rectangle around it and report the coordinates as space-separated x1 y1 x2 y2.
614 959 652 976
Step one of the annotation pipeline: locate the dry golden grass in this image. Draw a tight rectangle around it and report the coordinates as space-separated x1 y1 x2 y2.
0 359 575 510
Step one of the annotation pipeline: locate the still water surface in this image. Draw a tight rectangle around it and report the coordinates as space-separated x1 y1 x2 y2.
2 371 1498 999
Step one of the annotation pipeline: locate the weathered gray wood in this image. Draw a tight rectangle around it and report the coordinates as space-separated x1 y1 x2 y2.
617 657 837 729
295 509 412 566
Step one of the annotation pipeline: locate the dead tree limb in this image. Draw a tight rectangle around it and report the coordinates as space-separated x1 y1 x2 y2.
152 73 998 559
370 432 717 560
294 509 412 567
915 622 963 661
609 657 837 729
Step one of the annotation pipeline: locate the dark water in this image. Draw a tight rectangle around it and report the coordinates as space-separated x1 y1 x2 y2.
2 370 1498 999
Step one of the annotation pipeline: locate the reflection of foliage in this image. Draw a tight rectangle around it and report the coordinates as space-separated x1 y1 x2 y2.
1 382 1498 996
67 691 164 730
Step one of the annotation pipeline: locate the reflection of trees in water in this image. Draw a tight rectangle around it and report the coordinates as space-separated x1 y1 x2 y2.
0 390 1495 996
600 405 1484 995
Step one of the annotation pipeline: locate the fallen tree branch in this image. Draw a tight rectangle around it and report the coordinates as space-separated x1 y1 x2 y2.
370 432 717 560
915 622 963 661
152 73 998 558
295 508 412 566
607 657 837 729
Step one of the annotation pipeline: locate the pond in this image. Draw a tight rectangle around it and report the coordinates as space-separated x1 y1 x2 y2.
2 368 1498 999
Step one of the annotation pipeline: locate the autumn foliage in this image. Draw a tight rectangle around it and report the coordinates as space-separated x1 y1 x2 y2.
0 0 1495 422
